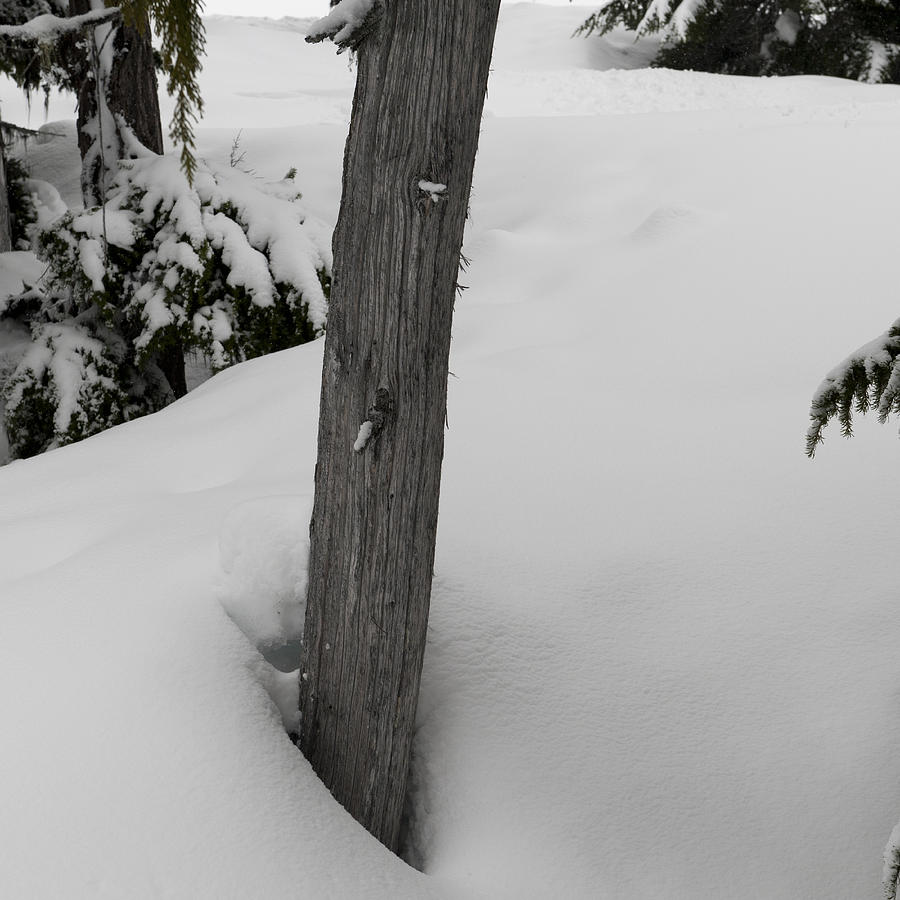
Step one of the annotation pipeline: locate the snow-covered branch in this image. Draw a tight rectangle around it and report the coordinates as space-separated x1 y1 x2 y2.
806 318 900 456
0 7 120 42
305 0 379 50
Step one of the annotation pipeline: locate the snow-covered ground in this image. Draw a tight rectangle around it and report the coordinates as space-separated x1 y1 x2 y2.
3 4 900 898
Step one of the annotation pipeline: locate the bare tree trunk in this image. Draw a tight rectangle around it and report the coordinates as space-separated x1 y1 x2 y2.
299 0 501 852
0 136 11 253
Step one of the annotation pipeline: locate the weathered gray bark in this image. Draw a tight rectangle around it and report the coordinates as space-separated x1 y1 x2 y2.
299 0 501 852
0 137 11 253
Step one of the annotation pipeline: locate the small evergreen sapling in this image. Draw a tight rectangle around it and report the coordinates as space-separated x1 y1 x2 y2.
1 155 331 458
3 321 131 457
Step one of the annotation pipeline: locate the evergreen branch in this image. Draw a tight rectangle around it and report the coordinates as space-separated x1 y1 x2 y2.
0 121 61 141
120 0 206 183
806 318 900 457
574 0 671 38
0 7 120 41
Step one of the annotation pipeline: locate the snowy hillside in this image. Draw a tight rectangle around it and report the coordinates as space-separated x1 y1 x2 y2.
3 4 900 898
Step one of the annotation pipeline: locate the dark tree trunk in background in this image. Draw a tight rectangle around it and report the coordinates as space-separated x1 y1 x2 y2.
299 0 501 852
71 0 164 204
69 0 163 206
0 138 11 253
70 1 186 399
106 16 165 155
156 343 188 398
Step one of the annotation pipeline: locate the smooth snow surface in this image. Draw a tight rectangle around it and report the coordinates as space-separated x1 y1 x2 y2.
3 4 900 899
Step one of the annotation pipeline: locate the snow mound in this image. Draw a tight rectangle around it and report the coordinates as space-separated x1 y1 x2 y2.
628 203 715 242
216 493 311 655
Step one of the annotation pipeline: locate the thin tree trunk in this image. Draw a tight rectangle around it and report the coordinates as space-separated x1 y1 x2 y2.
299 0 501 852
0 135 11 253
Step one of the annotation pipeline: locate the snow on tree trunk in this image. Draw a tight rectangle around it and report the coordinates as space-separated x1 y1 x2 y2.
71 0 163 206
298 0 501 852
0 136 11 253
107 13 164 156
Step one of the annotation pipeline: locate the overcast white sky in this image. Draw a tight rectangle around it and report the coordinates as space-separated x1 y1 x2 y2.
202 0 323 15
202 0 578 18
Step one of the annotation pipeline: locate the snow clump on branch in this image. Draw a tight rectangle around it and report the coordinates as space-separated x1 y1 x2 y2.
0 6 119 43
806 317 900 456
305 0 379 50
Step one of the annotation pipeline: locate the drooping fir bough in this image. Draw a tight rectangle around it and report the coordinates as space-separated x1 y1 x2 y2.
119 0 207 184
806 318 900 457
299 0 501 852
804 295 900 900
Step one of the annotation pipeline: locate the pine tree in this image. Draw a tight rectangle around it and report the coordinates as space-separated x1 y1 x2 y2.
578 0 900 83
299 0 501 851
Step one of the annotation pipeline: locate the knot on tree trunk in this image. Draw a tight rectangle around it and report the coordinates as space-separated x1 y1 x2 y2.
353 386 393 452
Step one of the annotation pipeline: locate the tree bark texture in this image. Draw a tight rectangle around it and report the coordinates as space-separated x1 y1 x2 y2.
72 0 164 206
299 0 501 852
0 137 11 253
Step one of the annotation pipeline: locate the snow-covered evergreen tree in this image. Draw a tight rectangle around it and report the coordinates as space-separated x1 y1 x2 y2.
0 156 331 459
578 0 900 83
0 0 332 459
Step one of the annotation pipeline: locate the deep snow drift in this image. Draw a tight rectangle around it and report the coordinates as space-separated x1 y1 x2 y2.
2 4 900 899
